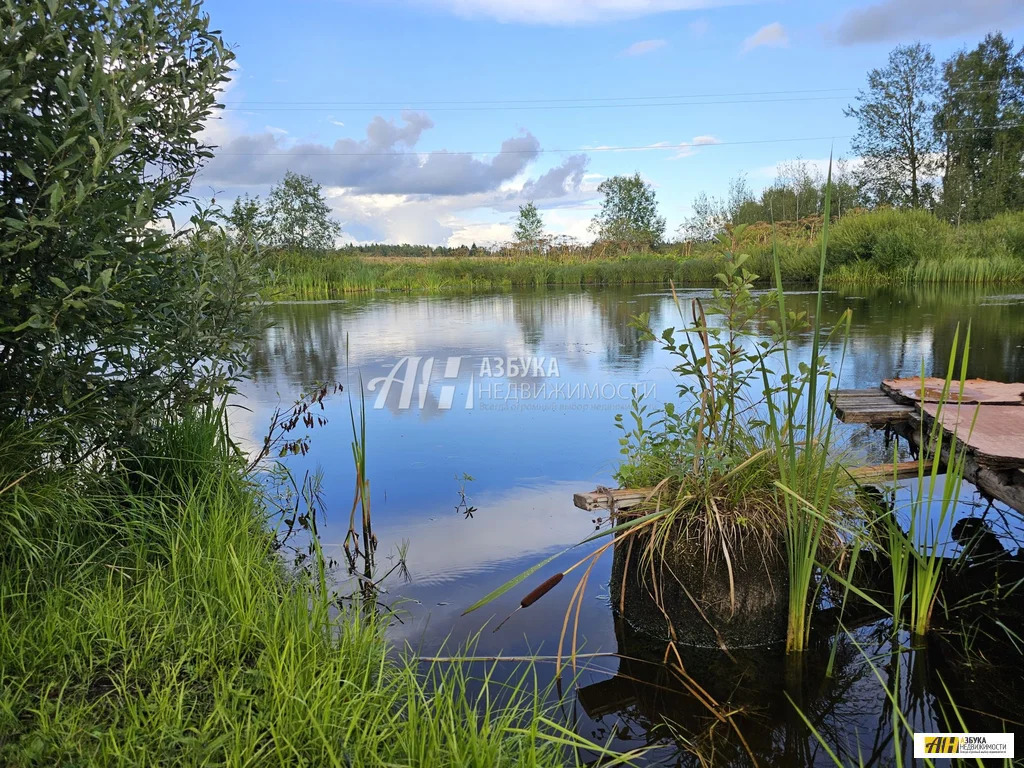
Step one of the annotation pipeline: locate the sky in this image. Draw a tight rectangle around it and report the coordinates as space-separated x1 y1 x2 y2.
197 0 1024 246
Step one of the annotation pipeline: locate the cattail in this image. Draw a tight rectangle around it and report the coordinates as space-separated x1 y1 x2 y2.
492 572 564 633
520 573 563 607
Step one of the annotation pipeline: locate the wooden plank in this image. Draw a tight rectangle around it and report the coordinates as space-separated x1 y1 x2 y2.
848 460 932 482
919 403 1024 469
882 377 1024 406
830 388 886 397
827 388 914 424
833 399 911 410
573 487 656 511
832 403 914 424
827 391 917 428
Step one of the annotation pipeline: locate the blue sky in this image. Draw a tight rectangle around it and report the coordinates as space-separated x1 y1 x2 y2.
197 0 1024 245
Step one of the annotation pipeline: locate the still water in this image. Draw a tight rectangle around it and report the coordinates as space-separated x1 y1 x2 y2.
236 285 1024 766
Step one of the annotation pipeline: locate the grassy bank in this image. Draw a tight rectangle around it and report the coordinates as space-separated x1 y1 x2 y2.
0 411 599 767
269 210 1024 298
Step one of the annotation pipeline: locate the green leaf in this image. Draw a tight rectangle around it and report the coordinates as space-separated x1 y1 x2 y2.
48 276 70 292
15 161 36 183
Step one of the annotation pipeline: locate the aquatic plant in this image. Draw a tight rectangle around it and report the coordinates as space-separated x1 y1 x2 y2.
471 170 862 659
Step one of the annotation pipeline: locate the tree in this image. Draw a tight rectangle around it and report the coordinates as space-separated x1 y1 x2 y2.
0 0 260 459
513 201 544 249
680 192 726 241
934 33 1024 224
845 43 940 208
265 171 342 251
226 193 270 247
591 173 666 250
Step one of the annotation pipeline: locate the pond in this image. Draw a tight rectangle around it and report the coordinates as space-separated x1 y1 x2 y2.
236 284 1024 767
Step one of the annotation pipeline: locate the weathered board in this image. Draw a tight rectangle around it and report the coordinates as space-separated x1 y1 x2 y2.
919 402 1024 470
573 487 656 512
827 388 915 424
848 460 932 482
882 377 1024 406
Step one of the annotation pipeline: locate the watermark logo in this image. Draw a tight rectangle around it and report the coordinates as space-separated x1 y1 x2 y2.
367 356 468 411
914 733 1014 758
366 355 654 413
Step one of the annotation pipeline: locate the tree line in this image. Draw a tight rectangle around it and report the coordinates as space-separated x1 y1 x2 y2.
522 33 1024 251
225 32 1024 256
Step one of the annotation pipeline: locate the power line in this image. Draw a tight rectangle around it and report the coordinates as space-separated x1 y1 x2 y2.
214 135 849 157
220 86 860 107
221 95 855 112
218 84 1014 112
208 122 1024 159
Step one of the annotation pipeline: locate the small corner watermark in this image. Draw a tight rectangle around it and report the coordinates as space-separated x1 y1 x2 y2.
913 732 1014 759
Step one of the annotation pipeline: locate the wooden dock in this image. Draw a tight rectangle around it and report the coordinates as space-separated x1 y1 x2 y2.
831 377 1024 512
827 389 915 425
574 377 1024 514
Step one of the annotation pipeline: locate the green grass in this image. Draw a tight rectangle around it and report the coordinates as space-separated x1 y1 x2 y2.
266 210 1024 298
0 410 619 767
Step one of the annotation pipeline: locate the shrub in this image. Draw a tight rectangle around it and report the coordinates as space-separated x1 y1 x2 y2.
967 211 1024 260
828 209 948 269
0 1 260 461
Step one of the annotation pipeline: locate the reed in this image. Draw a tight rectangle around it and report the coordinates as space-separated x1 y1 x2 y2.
267 210 1024 299
898 328 974 638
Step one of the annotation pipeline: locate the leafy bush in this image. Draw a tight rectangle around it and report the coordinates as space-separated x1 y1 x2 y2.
828 209 948 269
962 211 1024 260
0 1 261 460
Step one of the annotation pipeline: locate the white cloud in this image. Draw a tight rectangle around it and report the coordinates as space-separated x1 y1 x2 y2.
741 22 789 53
621 38 667 56
581 135 719 158
202 112 544 196
413 0 744 25
674 134 721 158
832 0 1024 45
265 125 288 136
195 88 601 246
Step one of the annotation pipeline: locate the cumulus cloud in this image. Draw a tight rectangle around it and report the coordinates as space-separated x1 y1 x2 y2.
201 111 541 196
413 0 740 25
198 111 599 245
741 22 789 53
519 154 589 199
621 38 667 56
832 0 1024 45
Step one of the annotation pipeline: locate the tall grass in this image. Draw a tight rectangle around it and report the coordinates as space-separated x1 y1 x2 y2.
268 211 1024 299
887 328 975 639
0 408 623 767
768 163 856 654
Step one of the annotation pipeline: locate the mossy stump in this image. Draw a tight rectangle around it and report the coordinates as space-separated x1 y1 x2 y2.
609 529 789 648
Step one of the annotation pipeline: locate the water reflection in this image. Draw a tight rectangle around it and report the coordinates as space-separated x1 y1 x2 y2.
237 284 1024 766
